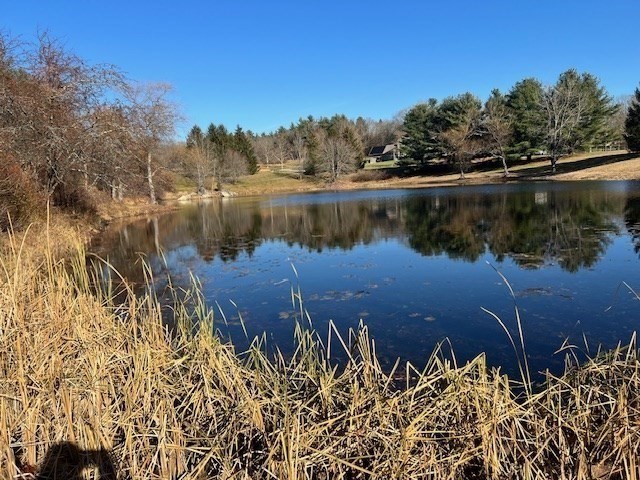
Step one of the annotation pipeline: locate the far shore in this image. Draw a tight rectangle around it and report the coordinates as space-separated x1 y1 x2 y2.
160 150 640 203
38 149 640 242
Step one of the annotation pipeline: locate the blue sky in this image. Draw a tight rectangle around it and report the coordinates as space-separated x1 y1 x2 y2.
4 1 640 136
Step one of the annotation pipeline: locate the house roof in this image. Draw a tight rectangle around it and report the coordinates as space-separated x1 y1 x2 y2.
368 146 386 156
367 144 396 157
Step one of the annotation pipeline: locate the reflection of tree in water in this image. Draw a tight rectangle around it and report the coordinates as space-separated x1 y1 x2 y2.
404 195 487 261
92 198 403 285
489 191 619 272
285 202 383 252
405 189 622 271
93 187 626 284
188 204 263 262
624 194 640 255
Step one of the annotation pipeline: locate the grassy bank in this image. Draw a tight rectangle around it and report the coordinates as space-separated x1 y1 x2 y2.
2 225 640 479
194 152 640 200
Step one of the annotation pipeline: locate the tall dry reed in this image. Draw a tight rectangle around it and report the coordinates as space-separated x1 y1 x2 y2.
1 228 639 479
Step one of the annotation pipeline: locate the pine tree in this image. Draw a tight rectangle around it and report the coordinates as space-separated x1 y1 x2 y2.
625 86 640 152
401 98 442 163
437 93 483 178
233 125 258 174
506 78 545 158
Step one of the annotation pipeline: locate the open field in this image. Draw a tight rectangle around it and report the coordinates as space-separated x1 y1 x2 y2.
2 225 640 479
221 168 324 197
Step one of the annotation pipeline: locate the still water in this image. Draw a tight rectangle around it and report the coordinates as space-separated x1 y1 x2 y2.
92 181 640 377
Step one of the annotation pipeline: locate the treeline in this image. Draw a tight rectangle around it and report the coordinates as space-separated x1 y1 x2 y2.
189 114 402 183
185 124 258 193
0 32 180 229
192 68 640 185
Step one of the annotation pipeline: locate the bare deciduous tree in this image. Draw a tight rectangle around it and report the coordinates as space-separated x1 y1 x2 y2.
219 149 248 184
357 117 403 152
481 89 513 176
253 135 276 166
272 130 290 168
440 122 481 179
316 118 362 182
86 104 133 200
319 135 357 182
124 82 180 203
1 32 125 200
186 125 213 194
540 79 584 172
289 129 307 178
540 70 615 171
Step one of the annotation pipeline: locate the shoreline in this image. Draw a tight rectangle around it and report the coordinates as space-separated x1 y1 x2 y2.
171 150 640 201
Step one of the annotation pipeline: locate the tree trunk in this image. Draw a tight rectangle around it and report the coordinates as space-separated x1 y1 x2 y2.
117 180 124 201
551 154 558 173
147 152 156 204
197 167 205 195
500 155 509 177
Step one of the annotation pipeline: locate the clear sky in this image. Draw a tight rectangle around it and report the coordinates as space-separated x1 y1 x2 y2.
4 0 640 136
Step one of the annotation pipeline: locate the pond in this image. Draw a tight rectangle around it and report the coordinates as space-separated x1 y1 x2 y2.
91 181 640 378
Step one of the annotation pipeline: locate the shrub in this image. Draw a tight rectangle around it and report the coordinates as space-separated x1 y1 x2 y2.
52 182 99 216
0 155 44 231
350 169 393 183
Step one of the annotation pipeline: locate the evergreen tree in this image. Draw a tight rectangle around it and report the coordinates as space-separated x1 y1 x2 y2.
571 71 617 149
625 86 640 152
206 123 231 149
233 125 258 174
298 118 320 174
186 125 204 148
438 93 482 131
437 93 483 177
401 99 442 163
506 78 545 158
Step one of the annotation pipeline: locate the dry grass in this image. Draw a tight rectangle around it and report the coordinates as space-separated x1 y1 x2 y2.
226 169 323 197
2 226 640 479
349 170 393 183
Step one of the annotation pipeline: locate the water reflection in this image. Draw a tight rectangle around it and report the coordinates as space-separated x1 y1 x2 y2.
405 189 619 271
91 182 640 376
625 193 640 256
95 184 626 275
